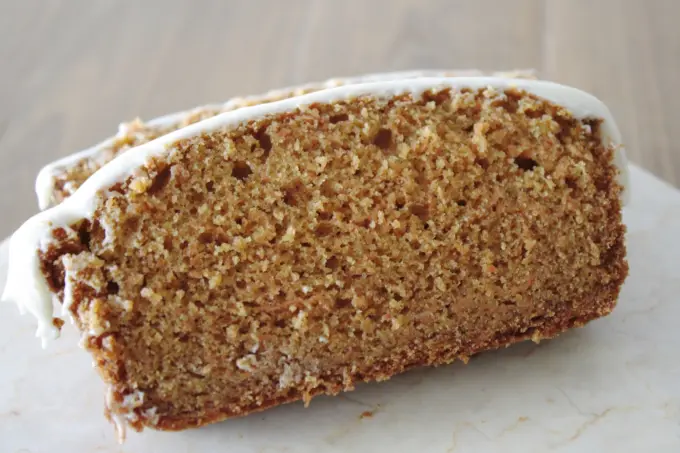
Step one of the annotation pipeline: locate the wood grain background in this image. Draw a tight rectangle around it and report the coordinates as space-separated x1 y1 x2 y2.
1 0 678 238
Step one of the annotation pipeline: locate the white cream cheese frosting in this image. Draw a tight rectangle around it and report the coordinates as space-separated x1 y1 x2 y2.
35 69 535 210
4 77 629 346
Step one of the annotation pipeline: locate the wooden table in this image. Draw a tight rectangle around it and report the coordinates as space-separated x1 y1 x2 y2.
1 0 678 239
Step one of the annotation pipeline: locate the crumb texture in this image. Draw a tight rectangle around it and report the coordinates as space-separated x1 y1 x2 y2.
41 87 626 432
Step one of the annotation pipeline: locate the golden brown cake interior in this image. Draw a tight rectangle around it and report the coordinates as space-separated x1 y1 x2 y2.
40 86 627 432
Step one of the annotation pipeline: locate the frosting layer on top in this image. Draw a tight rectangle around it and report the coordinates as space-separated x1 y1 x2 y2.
35 69 535 210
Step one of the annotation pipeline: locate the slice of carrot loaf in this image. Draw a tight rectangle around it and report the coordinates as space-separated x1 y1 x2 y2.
4 77 628 437
35 69 535 209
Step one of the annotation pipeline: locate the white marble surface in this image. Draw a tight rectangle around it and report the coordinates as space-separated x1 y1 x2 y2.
1 164 679 453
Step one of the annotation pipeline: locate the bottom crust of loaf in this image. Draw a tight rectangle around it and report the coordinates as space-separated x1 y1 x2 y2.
144 298 617 431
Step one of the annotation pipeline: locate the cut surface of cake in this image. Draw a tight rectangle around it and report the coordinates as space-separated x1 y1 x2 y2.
35 70 535 209
4 77 628 436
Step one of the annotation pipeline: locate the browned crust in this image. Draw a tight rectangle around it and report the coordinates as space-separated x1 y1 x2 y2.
152 286 624 431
